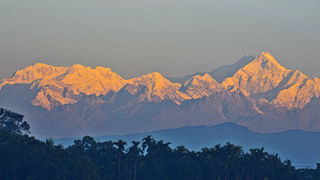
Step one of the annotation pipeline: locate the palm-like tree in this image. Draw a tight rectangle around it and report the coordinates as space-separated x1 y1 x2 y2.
114 139 127 172
128 141 143 180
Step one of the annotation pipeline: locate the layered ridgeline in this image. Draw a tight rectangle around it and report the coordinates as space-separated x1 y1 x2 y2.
1 52 320 137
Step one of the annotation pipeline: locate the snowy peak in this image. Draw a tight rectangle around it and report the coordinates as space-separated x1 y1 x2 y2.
128 72 181 91
3 53 320 136
0 63 128 110
1 52 319 110
184 73 217 85
2 63 127 96
220 52 320 109
222 52 291 94
181 73 221 99
254 51 286 71
1 63 67 88
209 54 255 83
56 64 126 96
125 72 189 103
241 51 288 77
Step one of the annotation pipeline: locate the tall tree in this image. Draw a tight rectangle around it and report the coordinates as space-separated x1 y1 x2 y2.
0 108 30 134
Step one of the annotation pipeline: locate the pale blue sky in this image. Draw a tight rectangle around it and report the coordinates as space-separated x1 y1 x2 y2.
0 0 319 79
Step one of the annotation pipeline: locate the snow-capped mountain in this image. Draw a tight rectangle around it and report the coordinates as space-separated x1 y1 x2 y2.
1 52 320 137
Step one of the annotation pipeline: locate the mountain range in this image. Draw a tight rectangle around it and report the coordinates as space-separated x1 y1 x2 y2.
1 52 320 137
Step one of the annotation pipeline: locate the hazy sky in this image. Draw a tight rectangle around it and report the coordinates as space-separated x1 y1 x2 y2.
0 0 319 79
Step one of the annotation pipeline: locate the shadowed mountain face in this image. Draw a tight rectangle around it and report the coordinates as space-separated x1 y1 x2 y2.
167 55 255 83
208 54 256 83
1 52 320 137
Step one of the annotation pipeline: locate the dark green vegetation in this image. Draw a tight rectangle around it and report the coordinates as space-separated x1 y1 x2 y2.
1 108 320 180
0 108 30 135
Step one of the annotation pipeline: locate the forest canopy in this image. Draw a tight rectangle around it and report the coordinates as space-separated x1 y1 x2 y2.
0 108 319 180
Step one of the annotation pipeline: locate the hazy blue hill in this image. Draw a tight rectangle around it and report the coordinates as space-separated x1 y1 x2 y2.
55 122 320 168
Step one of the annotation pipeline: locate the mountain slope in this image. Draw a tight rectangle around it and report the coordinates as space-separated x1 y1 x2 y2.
1 63 127 110
180 73 221 99
209 54 256 83
222 52 320 109
1 52 320 137
124 72 190 104
167 54 255 83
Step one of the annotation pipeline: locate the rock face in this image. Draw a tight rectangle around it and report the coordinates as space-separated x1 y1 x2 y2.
1 52 320 137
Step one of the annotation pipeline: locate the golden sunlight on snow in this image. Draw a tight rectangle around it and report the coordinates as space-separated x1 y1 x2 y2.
1 52 319 111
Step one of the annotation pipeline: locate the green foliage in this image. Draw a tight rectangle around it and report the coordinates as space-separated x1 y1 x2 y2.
0 131 99 180
1 132 319 180
0 109 318 179
0 108 30 135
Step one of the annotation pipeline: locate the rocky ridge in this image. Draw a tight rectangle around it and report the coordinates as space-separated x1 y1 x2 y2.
1 51 320 136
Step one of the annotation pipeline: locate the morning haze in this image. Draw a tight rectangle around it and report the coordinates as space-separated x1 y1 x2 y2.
0 0 319 79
